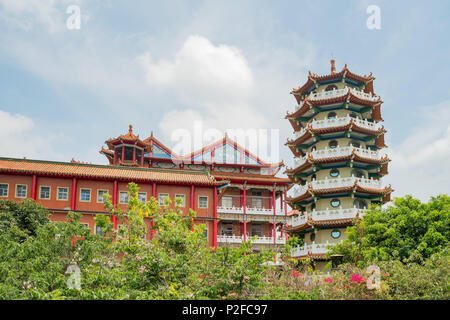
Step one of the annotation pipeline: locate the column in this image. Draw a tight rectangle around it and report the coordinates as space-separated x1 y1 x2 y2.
113 149 117 165
284 187 288 241
133 146 136 163
140 149 144 166
112 180 118 230
31 174 37 200
71 177 77 211
151 182 156 239
190 185 195 231
243 185 247 242
213 186 217 250
273 188 276 245
121 146 125 162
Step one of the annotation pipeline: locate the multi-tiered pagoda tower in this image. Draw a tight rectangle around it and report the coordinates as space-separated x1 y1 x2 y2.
284 60 392 270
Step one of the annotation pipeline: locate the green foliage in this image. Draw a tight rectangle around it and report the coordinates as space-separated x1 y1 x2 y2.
0 199 50 240
328 194 450 265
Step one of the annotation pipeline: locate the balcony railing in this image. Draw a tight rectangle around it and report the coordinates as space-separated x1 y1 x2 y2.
289 146 384 172
291 240 339 257
287 207 368 227
289 176 386 199
217 206 285 216
306 87 379 102
311 115 381 131
217 235 286 245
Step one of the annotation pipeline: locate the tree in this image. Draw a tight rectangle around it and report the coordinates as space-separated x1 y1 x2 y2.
0 199 50 240
328 195 450 266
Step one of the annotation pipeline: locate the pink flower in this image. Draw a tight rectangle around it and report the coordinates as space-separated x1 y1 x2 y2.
350 274 366 284
324 277 334 283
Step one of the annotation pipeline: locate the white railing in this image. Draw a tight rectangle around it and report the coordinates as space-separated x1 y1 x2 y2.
356 177 384 189
288 214 308 227
308 88 348 100
292 154 308 169
310 115 380 132
310 146 382 161
291 241 338 257
287 208 367 227
311 115 350 130
218 235 286 245
292 127 307 140
311 207 367 221
217 206 285 216
291 184 309 198
349 87 379 101
306 87 379 102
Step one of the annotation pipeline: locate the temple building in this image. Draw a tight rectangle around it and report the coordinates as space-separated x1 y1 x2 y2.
0 125 290 252
284 60 392 269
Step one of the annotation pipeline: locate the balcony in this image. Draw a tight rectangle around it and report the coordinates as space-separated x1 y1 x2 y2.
218 195 285 216
289 176 386 199
290 146 384 172
287 207 368 227
306 86 379 102
291 240 338 257
311 115 381 131
217 234 286 245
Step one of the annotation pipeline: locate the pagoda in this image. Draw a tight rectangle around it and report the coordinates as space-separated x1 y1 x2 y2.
284 60 392 269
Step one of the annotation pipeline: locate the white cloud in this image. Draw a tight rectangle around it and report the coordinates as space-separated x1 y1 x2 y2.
0 110 66 160
0 0 66 33
386 100 450 201
138 35 254 106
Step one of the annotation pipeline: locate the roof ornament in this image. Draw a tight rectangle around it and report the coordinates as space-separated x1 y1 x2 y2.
330 59 336 74
129 124 133 134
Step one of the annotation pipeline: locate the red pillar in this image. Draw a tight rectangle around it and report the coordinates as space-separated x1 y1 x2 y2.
112 180 118 230
190 185 195 231
213 186 217 250
243 186 247 242
133 146 136 163
140 149 144 166
31 174 37 200
284 188 288 241
273 188 276 245
151 182 156 239
113 149 117 165
71 177 77 211
280 192 284 238
121 146 125 162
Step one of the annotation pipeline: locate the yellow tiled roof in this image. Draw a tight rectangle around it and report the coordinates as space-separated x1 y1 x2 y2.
0 158 225 186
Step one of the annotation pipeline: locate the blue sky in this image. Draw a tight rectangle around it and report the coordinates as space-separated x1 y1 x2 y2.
0 0 449 201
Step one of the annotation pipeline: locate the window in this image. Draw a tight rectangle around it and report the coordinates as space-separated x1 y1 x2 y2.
330 199 341 208
57 187 69 201
349 140 361 148
311 173 316 181
119 191 129 204
325 84 338 91
311 203 316 211
353 199 368 209
221 222 233 236
198 196 208 208
329 140 338 149
221 196 233 208
331 229 341 239
352 169 366 179
203 229 208 239
311 145 316 152
251 223 262 237
158 193 169 206
15 185 27 198
330 169 340 178
174 194 185 207
310 233 316 242
95 225 104 236
138 192 147 203
349 113 358 119
97 190 108 203
39 186 50 200
251 191 262 209
80 189 91 202
80 223 89 229
327 112 337 119
124 146 134 161
0 184 8 197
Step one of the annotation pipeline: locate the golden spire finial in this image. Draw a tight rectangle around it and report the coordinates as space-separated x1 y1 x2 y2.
129 124 133 134
331 59 336 74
